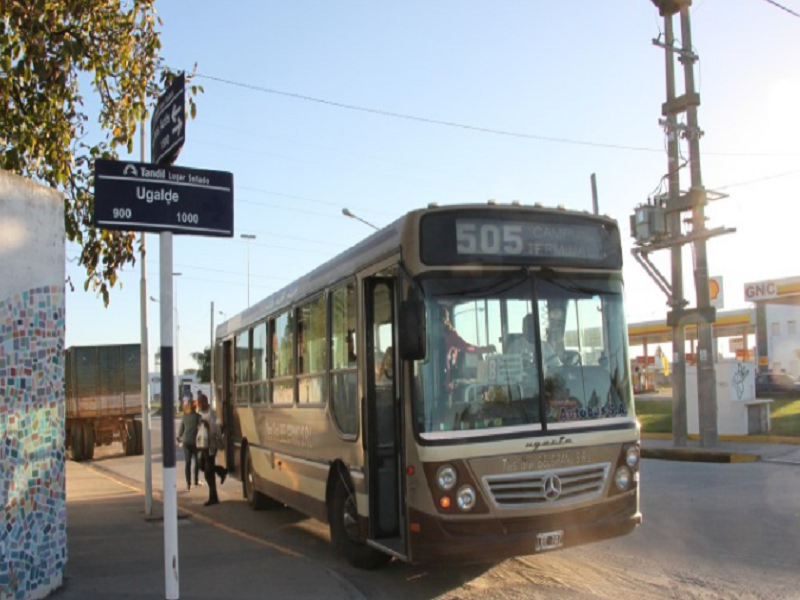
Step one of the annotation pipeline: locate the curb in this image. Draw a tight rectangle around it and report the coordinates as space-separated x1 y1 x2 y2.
641 447 759 463
641 433 800 445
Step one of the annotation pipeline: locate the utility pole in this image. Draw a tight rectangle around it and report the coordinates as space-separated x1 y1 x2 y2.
663 14 688 446
632 0 735 448
678 4 718 447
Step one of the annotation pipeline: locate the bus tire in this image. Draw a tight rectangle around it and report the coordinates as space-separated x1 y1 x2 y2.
82 422 95 461
329 473 391 570
70 424 84 462
244 449 269 510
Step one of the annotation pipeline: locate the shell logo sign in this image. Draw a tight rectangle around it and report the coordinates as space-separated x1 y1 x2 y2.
710 276 723 309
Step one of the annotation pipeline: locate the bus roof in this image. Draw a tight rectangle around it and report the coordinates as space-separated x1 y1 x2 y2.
216 203 618 339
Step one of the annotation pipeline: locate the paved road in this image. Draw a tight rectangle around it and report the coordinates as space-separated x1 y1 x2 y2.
79 418 800 600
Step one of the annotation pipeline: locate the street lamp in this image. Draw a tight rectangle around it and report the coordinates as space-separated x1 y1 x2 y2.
240 234 256 307
342 208 379 231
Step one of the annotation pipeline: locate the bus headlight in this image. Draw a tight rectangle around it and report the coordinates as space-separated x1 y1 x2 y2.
456 485 477 511
436 465 457 491
626 446 640 470
614 466 631 491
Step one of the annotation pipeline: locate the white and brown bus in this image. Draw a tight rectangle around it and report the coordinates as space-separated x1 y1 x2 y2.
213 203 641 568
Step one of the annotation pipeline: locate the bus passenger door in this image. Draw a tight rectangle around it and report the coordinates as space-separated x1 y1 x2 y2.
219 340 235 473
364 278 405 556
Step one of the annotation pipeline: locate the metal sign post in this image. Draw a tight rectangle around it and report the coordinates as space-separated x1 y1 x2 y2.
93 74 233 600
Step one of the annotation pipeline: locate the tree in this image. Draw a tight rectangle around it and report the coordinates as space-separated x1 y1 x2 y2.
0 1 201 304
191 347 211 383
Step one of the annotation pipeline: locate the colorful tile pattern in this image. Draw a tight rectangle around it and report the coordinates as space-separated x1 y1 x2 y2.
0 286 65 600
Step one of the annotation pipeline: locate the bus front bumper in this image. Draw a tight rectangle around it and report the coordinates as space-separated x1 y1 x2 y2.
407 492 641 564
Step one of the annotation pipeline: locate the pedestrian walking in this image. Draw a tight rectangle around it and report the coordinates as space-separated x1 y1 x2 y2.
177 400 201 490
196 393 227 506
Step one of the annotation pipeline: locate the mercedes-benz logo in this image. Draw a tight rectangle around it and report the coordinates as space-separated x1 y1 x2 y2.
542 474 562 501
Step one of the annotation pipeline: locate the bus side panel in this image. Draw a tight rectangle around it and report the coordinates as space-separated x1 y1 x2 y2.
241 403 364 522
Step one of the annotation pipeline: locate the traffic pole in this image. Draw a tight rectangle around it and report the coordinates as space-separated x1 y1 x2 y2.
159 232 179 599
140 99 154 517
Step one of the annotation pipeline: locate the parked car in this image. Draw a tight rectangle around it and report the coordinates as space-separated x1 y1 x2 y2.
755 373 800 398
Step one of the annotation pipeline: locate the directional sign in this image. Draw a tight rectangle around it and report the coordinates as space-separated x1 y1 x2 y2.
93 159 233 237
151 73 186 165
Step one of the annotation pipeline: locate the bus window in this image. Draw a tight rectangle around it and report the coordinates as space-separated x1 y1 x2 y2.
272 311 295 405
331 282 358 436
251 321 268 404
297 295 326 404
234 330 250 404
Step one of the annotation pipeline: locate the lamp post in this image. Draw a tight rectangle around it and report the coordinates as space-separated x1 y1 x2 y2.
240 234 256 307
342 208 379 231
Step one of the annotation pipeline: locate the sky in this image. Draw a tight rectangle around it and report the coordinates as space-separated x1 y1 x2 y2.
64 0 800 372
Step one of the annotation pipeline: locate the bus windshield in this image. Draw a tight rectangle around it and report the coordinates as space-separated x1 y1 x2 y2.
413 274 633 439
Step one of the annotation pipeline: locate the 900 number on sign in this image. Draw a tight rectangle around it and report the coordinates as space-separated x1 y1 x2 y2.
456 222 523 255
113 208 132 219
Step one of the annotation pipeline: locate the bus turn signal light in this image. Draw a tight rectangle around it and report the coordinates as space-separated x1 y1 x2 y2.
439 496 451 509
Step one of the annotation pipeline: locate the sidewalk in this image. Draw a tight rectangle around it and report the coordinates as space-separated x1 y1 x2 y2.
642 435 800 464
60 461 364 600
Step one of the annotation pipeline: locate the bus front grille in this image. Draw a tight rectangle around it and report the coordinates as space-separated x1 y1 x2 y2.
483 463 610 508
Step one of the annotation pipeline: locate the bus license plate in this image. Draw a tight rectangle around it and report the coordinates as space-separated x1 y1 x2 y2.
536 530 564 551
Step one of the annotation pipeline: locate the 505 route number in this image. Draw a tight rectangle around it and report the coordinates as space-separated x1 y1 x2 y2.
456 222 524 255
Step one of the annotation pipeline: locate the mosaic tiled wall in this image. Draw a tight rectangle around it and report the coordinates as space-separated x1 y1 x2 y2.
0 286 66 600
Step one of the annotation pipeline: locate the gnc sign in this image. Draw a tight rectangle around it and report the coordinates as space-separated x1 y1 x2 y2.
744 276 800 302
744 281 778 302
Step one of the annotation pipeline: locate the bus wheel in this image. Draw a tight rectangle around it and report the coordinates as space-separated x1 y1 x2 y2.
244 449 269 510
329 474 391 569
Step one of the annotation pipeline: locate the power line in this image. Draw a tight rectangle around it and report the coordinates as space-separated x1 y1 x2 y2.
715 168 800 190
195 73 800 158
196 73 663 153
758 0 800 19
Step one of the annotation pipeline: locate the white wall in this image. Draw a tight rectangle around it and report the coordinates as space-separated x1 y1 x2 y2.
685 361 768 435
0 171 64 296
766 304 800 376
0 170 66 600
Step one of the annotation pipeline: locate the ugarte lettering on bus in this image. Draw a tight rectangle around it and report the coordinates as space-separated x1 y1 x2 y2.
265 421 312 449
524 435 573 451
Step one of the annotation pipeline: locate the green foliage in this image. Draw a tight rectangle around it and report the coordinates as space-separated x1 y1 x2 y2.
636 398 800 438
0 0 201 304
191 347 211 383
763 399 800 437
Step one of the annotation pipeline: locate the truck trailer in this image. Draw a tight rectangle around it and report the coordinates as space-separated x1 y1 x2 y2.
65 343 144 461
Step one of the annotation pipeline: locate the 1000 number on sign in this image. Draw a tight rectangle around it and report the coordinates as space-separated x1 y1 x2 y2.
176 212 199 224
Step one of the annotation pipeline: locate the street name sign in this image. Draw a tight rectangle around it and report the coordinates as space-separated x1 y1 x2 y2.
151 73 185 165
93 159 234 237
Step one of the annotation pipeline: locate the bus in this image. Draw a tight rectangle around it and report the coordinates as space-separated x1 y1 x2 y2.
213 203 641 568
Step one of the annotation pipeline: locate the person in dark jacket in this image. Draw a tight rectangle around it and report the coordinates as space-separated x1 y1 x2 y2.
197 393 227 506
177 400 202 490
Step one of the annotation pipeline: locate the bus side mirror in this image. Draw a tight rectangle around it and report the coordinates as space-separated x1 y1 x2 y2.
399 300 426 361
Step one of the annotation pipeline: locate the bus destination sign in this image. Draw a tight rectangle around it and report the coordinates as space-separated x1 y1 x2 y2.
420 212 621 268
93 159 234 237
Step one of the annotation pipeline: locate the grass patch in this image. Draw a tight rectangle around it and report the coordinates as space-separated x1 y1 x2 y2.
635 398 800 438
759 399 800 437
636 400 672 434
